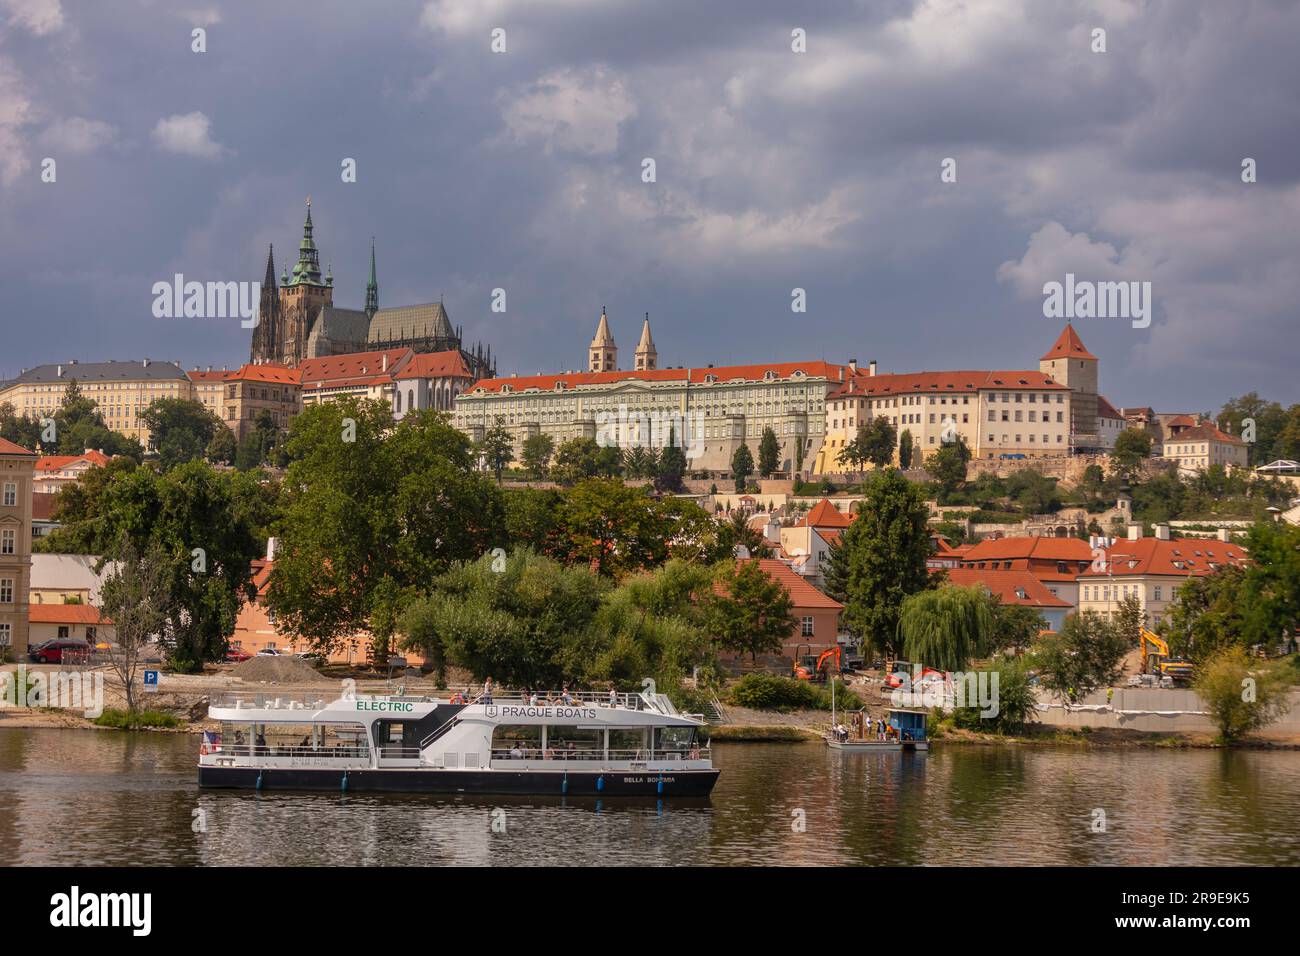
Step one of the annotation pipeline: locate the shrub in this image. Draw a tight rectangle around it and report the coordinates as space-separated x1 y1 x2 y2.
727 673 820 710
92 708 183 730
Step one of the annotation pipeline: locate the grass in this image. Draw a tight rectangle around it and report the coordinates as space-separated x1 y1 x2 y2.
92 708 184 730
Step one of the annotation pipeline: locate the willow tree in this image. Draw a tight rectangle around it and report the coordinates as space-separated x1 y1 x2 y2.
897 584 993 671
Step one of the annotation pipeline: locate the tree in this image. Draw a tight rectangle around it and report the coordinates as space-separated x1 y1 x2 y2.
1032 611 1129 703
206 425 237 465
898 429 914 470
97 538 174 714
1005 469 1060 514
951 656 1037 735
1110 427 1152 482
758 427 780 478
266 400 504 654
655 426 687 493
559 478 674 578
139 398 221 469
703 560 796 661
988 600 1046 656
1217 393 1288 466
731 443 754 493
897 584 993 671
826 469 932 657
521 433 555 479
1113 593 1145 647
862 417 898 469
478 416 515 482
502 487 572 560
1193 646 1294 743
927 437 970 502
551 437 603 485
233 410 281 471
0 402 43 451
712 510 772 560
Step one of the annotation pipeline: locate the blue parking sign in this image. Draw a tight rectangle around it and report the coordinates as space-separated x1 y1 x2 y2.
143 670 159 693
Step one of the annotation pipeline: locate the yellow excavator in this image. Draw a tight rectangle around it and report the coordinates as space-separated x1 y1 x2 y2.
1139 629 1195 685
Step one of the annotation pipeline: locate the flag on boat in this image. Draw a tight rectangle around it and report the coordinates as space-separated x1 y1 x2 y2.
200 730 222 755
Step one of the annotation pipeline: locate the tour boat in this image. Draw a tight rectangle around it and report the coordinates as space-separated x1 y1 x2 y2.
198 688 719 796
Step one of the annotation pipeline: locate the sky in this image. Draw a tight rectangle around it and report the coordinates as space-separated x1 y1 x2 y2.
1 0 1297 412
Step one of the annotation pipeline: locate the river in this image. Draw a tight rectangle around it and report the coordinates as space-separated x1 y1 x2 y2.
1 728 1297 866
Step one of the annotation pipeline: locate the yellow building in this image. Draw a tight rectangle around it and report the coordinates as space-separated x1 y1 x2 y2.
0 438 36 658
1160 421 1248 474
188 364 303 441
0 359 193 449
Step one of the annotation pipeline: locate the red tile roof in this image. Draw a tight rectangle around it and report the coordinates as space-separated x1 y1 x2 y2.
187 370 230 383
467 360 848 395
799 498 852 529
299 348 412 386
29 604 106 624
1168 423 1246 447
34 450 111 472
1078 538 1248 578
1097 395 1122 420
720 558 844 610
0 437 37 456
832 368 1067 399
960 536 1094 562
1040 323 1097 362
942 567 1072 609
229 363 301 385
394 350 473 380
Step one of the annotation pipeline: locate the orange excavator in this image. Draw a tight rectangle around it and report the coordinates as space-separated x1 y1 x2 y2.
792 644 842 683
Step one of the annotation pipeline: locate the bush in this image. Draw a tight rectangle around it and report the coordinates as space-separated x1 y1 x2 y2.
92 708 183 729
727 673 820 710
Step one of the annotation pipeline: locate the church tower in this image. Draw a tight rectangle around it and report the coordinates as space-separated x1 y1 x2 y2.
278 199 333 366
1040 322 1099 448
589 307 617 371
249 244 281 364
634 313 657 370
364 238 379 318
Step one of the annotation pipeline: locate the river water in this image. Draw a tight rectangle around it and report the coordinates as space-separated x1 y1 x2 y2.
1 728 1296 866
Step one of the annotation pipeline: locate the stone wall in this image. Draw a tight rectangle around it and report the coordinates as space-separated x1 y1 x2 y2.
1032 687 1300 734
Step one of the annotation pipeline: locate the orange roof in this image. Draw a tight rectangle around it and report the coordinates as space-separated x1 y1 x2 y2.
229 363 301 385
1097 395 1122 420
34 450 111 473
833 368 1067 400
750 559 843 610
1168 423 1246 447
1079 537 1248 578
1040 323 1097 362
942 567 1071 609
299 348 413 386
467 360 847 395
799 498 852 529
394 350 473 380
29 604 106 624
0 437 37 456
961 536 1094 563
187 369 230 383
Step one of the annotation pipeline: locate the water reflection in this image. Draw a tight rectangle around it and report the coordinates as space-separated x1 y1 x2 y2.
1 729 1297 866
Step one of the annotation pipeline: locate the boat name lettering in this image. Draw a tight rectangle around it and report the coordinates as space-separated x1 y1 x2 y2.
356 701 414 712
499 705 597 719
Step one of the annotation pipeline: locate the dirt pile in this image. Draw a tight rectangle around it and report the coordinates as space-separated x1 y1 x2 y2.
231 655 332 684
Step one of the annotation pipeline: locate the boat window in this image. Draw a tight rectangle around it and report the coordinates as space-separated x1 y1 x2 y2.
491 724 542 756
653 726 696 752
218 721 369 757
608 728 648 754
546 726 602 757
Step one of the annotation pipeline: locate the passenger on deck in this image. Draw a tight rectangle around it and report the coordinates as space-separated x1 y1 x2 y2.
608 687 618 708
509 742 522 758
529 691 539 705
482 677 494 705
561 686 574 704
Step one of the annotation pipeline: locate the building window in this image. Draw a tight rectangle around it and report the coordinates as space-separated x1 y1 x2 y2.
58 625 70 639
801 616 815 637
1 529 14 555
0 623 10 646
2 482 15 507
0 578 11 603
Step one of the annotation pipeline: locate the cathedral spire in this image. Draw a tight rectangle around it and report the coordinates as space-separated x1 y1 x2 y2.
288 198 325 287
262 243 276 289
364 237 379 318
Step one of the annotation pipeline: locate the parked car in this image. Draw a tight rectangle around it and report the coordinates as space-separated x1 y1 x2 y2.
28 639 91 664
256 647 281 656
224 648 253 663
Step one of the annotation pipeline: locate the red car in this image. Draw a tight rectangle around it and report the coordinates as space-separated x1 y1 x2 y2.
224 647 253 663
28 639 91 664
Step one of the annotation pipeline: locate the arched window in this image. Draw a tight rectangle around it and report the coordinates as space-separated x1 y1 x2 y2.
408 388 414 410
395 390 402 413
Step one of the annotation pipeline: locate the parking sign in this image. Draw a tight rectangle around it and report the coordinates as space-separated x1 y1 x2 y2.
143 670 159 693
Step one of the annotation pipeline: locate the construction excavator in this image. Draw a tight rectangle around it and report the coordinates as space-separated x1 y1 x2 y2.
1139 628 1195 685
792 644 842 683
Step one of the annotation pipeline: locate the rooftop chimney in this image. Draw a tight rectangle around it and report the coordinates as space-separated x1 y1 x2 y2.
869 360 878 377
56 365 64 377
1216 527 1232 543
1154 523 1171 541
1127 524 1141 541
849 359 858 374
142 358 150 367
382 354 388 372
266 537 278 561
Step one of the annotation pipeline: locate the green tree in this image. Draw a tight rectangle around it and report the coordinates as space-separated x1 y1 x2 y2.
711 510 772 560
703 560 796 661
950 656 1037 735
1110 427 1152 482
520 432 555 479
1113 593 1145 648
559 478 673 578
862 416 898 469
730 443 754 493
1032 610 1128 703
897 584 993 671
1193 646 1294 743
96 538 175 713
758 427 780 478
139 398 221 469
927 437 970 502
266 400 504 654
988 599 1046 656
478 416 515 482
655 426 687 493
551 436 603 485
502 487 572 559
1217 393 1288 466
826 468 932 656
898 429 914 470
206 425 237 465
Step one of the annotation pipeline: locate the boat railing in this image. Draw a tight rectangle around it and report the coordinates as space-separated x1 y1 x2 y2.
209 744 371 759
210 691 331 711
488 747 710 762
478 691 662 712
378 746 423 760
